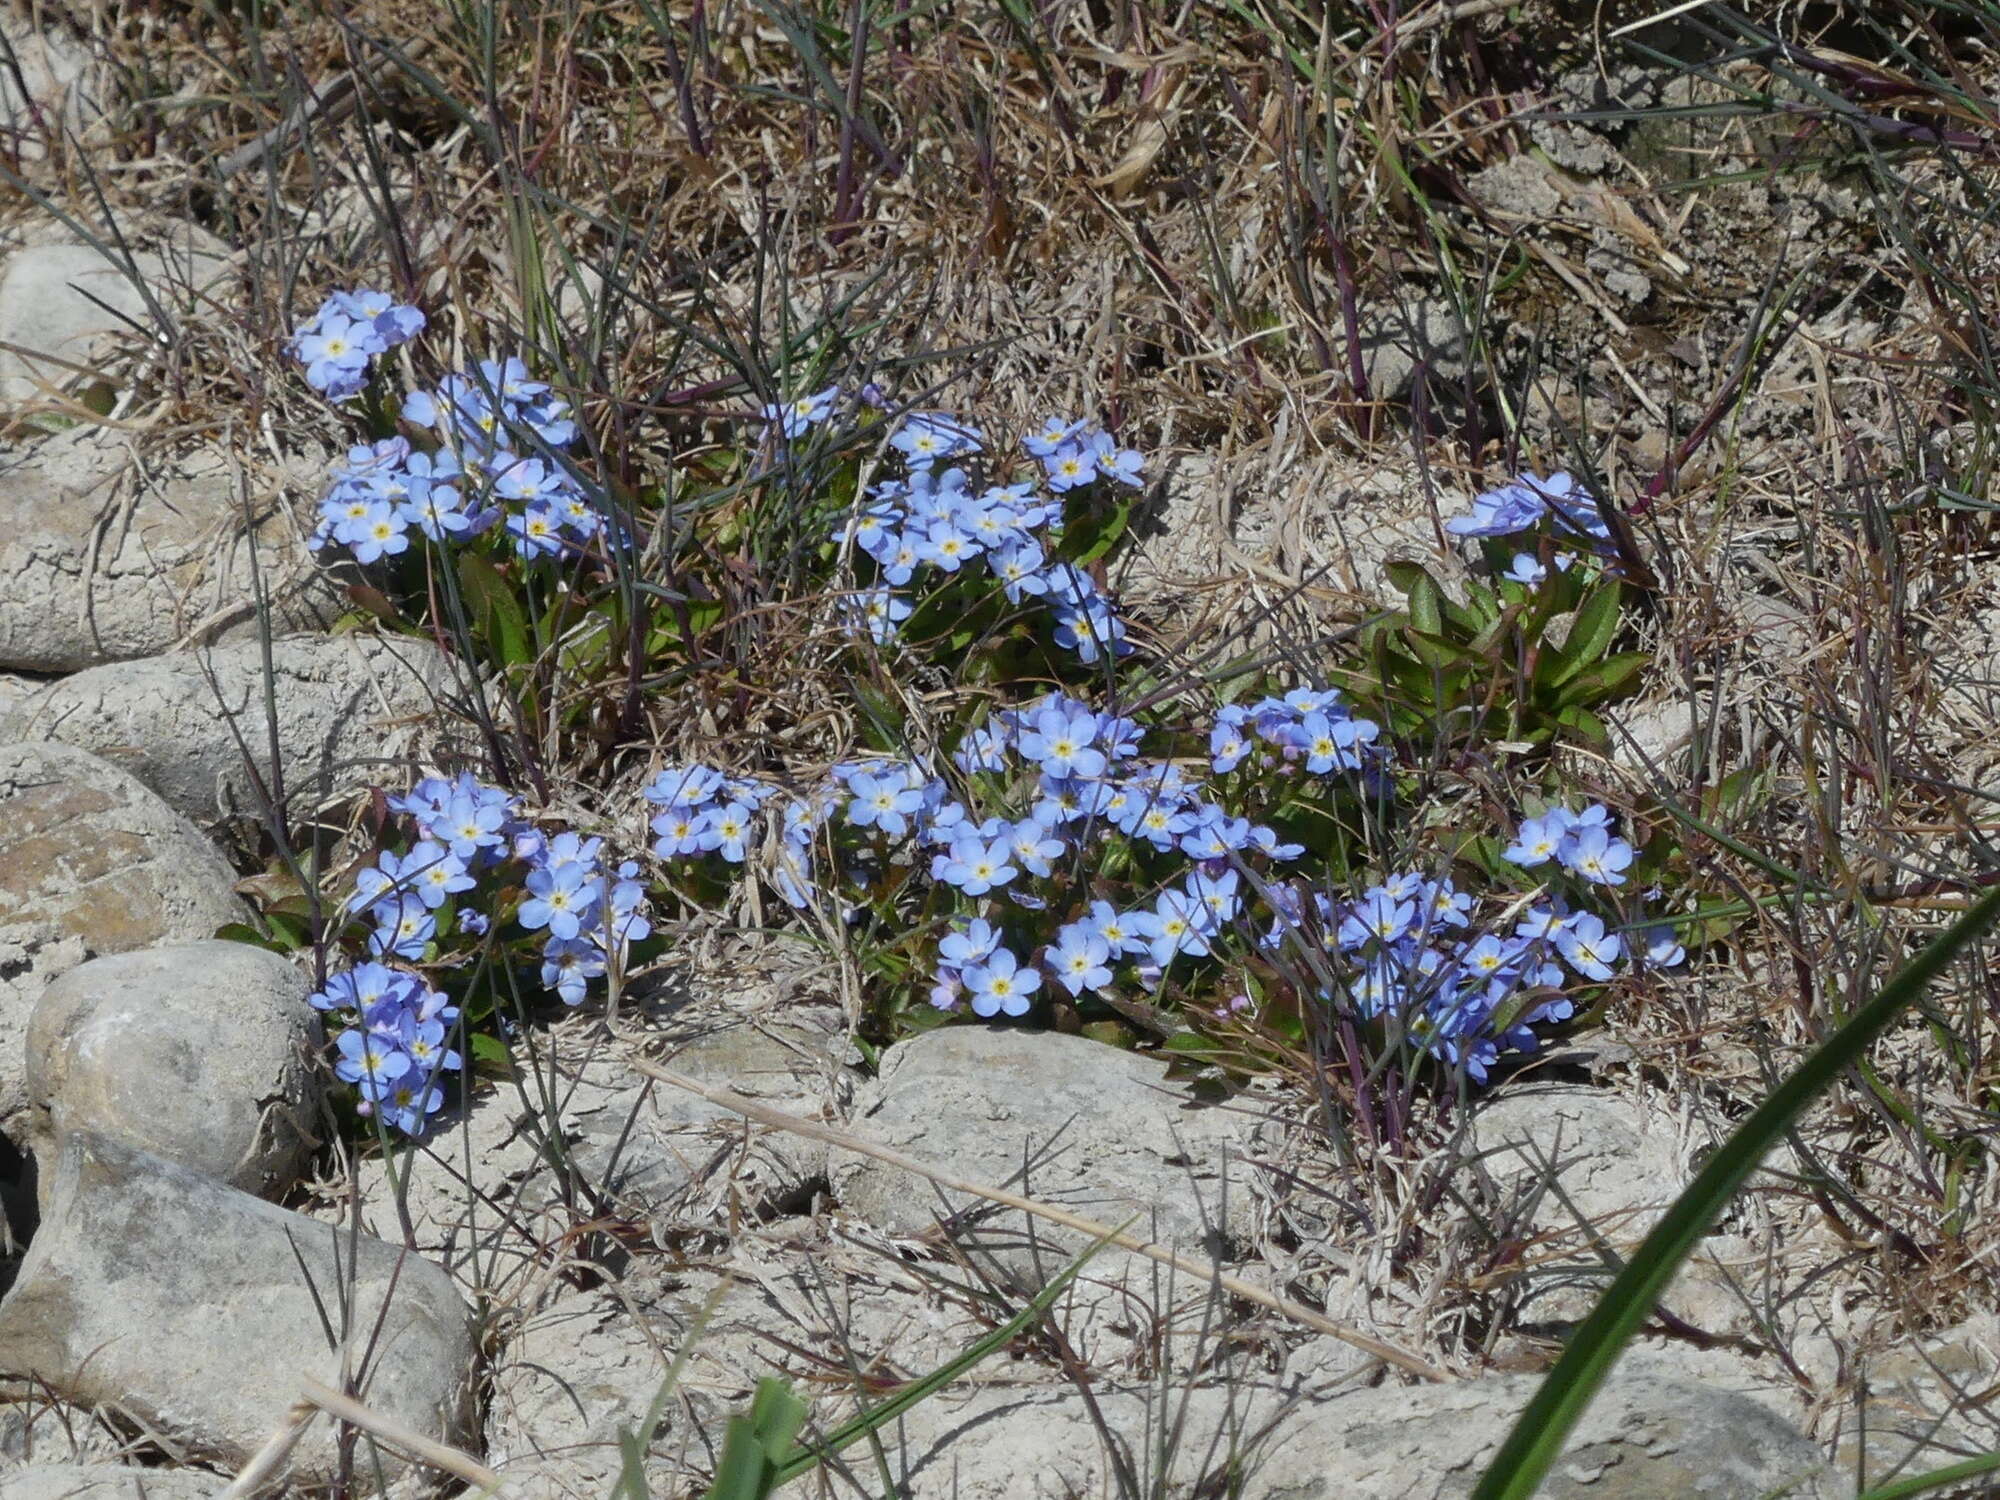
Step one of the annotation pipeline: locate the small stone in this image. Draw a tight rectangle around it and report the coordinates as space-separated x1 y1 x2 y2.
0 743 245 1129
1354 296 1470 402
1612 697 1696 776
22 942 323 1199
1 633 457 827
0 1132 479 1490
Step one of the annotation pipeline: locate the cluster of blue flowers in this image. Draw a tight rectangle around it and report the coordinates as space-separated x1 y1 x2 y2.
288 289 425 400
829 410 1137 664
646 687 1353 1012
312 964 461 1135
644 765 770 866
1208 688 1382 777
1445 471 1613 586
1022 415 1144 491
1264 804 1680 1082
302 360 592 564
1503 803 1635 885
288 290 601 565
641 687 1682 1076
312 771 654 1135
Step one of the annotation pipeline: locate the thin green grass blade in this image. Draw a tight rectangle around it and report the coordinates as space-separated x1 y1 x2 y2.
1855 1450 2000 1500
1471 886 2000 1500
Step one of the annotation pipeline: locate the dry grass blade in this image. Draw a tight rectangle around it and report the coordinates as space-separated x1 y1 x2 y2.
295 1376 516 1498
634 1059 1453 1382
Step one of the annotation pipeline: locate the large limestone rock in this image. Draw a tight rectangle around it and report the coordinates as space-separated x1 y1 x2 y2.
0 742 244 1127
830 1027 1259 1286
553 989 846 1222
1249 1357 1846 1499
350 993 845 1280
1461 1084 1693 1328
0 229 228 406
1 632 457 826
0 1390 128 1470
0 1133 479 1490
22 943 322 1200
0 430 338 673
1466 1084 1688 1239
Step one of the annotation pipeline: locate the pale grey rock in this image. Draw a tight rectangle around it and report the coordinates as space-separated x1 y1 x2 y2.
0 743 244 1131
831 1027 1258 1294
0 430 338 672
1354 295 1470 402
1588 231 1652 304
0 1465 221 1500
336 994 845 1284
1468 156 1564 221
0 1132 478 1490
1251 1356 1847 1499
556 993 847 1224
884 1380 1298 1500
483 1280 733 1500
1530 106 1620 176
1462 1086 1690 1328
1118 449 1468 627
1612 696 1696 777
1 633 456 826
0 1392 130 1471
1467 1084 1686 1238
0 19 101 162
340 1082 552 1278
1828 1316 2000 1483
486 1264 1354 1500
0 231 228 406
1735 591 1814 668
0 679 35 721
22 942 322 1199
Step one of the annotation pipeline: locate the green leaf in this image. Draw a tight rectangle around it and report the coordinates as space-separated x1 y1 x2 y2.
212 921 287 954
850 679 908 752
263 910 312 951
469 1031 518 1079
457 552 533 669
1472 886 2000 1500
1551 651 1650 708
1543 581 1625 685
1383 559 1433 601
1404 568 1447 637
1552 704 1609 743
1855 1449 2000 1498
1061 491 1134 566
1404 628 1480 673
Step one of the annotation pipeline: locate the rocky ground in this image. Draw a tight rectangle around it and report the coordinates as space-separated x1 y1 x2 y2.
5 1 2000 1497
